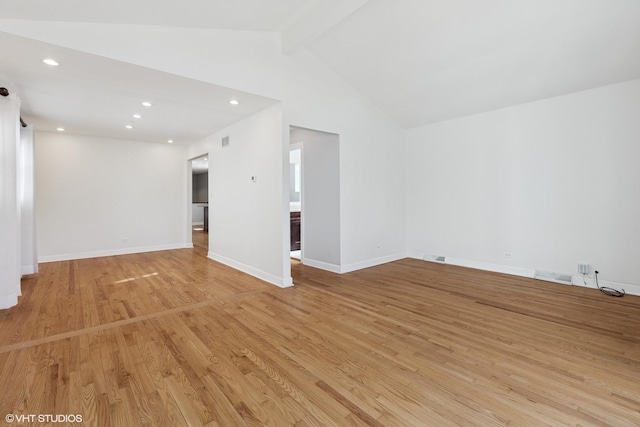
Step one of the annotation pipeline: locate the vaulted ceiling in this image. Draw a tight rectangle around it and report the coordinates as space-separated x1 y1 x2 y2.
1 0 639 143
307 0 640 127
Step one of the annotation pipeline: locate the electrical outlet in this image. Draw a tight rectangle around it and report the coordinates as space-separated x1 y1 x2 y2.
578 263 589 274
504 252 513 258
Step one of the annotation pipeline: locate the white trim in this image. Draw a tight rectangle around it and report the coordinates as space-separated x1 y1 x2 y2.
414 254 640 296
301 257 341 273
38 243 189 263
185 243 194 249
340 252 406 274
445 257 535 278
0 294 19 309
208 252 293 288
21 264 38 275
191 221 204 226
407 252 425 260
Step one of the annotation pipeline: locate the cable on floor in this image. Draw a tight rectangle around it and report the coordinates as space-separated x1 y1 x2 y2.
594 270 625 297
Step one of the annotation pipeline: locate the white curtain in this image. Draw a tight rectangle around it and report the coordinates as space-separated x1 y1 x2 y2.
21 125 37 275
0 94 22 309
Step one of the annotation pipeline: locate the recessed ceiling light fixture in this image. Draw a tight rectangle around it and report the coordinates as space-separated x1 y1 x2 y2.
141 101 152 107
132 114 142 119
56 127 65 132
167 139 174 144
204 157 208 161
125 125 134 129
42 58 59 66
229 99 239 105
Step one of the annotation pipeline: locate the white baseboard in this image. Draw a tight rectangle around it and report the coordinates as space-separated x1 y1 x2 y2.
38 243 190 263
340 252 406 274
192 222 204 226
208 252 293 288
416 253 534 278
301 258 341 274
21 264 38 275
0 294 19 309
407 252 425 260
414 252 640 296
445 257 534 278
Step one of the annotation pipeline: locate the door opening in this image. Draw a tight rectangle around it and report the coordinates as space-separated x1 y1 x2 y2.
288 126 340 271
190 154 209 255
289 145 302 259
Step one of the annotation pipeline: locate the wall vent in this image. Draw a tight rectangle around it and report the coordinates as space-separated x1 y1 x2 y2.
424 254 446 264
534 270 572 285
222 136 230 148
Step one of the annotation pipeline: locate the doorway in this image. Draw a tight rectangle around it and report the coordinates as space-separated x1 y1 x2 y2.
190 154 209 255
288 126 341 271
289 145 302 259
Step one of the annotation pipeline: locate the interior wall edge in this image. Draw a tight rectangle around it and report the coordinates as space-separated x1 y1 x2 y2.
208 252 294 288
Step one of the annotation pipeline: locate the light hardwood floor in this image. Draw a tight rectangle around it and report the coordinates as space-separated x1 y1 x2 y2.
1 233 639 426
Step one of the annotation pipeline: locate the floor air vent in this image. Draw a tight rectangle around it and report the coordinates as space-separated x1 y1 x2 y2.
534 270 572 285
424 254 446 264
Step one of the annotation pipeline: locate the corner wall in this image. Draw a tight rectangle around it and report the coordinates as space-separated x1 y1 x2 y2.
187 104 289 287
284 49 406 272
405 79 640 292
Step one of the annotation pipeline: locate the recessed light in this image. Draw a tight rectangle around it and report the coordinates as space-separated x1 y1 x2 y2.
167 139 174 144
141 101 152 107
229 99 239 105
204 158 208 161
56 127 65 132
125 125 134 129
42 58 59 66
132 114 142 119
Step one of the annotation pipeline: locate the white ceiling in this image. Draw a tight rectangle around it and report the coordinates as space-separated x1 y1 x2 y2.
0 0 318 30
307 0 640 127
0 0 318 145
0 32 277 145
2 0 640 141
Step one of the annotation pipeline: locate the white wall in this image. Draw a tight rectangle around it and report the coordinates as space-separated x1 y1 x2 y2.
405 79 640 289
36 132 187 261
284 49 406 272
2 23 407 277
192 203 206 225
187 104 289 287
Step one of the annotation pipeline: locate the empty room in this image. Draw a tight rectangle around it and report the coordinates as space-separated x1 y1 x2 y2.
1 1 639 425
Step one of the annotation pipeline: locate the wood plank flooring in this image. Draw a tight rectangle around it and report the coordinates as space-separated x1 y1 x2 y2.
1 234 639 426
